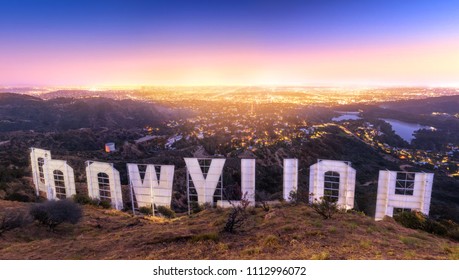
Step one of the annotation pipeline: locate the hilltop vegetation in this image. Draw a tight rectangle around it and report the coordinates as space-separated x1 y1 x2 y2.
0 93 176 132
0 199 457 260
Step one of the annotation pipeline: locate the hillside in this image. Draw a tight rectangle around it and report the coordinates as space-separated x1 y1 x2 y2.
0 93 175 132
0 200 457 260
380 95 459 115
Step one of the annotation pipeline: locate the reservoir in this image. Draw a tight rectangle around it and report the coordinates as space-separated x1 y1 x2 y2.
380 118 434 142
332 112 362 121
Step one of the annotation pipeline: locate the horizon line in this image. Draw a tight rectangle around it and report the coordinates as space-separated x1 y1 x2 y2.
1 83 459 90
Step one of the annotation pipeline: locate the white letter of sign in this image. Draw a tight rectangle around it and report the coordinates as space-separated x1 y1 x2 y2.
127 163 175 208
184 158 225 204
85 161 123 210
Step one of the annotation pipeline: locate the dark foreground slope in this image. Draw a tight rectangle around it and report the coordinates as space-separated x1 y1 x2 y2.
0 200 457 260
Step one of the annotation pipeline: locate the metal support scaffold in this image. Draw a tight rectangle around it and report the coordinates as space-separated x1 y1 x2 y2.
185 158 225 215
127 163 174 216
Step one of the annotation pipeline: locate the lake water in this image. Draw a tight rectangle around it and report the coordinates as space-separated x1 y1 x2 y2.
332 112 362 121
332 112 434 143
380 118 433 142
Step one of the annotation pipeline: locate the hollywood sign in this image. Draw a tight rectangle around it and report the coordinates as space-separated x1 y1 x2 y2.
30 147 433 221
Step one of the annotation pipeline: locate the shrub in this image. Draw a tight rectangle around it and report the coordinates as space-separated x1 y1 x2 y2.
393 211 425 230
72 193 92 205
310 196 338 219
157 206 176 219
139 205 153 215
189 201 203 214
0 210 31 235
424 219 448 236
394 210 451 237
98 200 112 209
72 194 111 209
30 199 82 230
288 188 309 204
223 193 251 233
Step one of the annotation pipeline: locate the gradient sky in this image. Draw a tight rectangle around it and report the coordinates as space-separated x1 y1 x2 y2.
1 0 459 87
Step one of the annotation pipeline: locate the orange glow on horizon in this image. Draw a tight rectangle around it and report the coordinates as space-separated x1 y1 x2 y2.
1 35 459 88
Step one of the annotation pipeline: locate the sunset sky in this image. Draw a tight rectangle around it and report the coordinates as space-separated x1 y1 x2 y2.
1 0 459 87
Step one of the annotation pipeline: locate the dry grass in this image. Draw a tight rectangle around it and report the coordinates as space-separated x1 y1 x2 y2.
0 199 457 260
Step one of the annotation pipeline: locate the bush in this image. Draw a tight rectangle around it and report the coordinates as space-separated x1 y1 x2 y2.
72 194 111 209
288 188 309 204
157 206 176 219
424 219 448 236
0 210 31 235
311 196 338 220
393 211 426 230
223 193 251 233
189 201 203 214
98 200 112 209
139 205 153 215
72 193 92 205
30 199 82 230
394 210 449 236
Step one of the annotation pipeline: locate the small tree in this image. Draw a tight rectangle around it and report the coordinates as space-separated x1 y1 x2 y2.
310 196 338 220
223 193 251 233
30 199 82 231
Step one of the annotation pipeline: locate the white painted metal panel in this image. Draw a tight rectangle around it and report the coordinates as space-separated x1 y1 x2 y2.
44 159 76 200
85 161 123 210
241 159 255 203
283 158 298 201
374 170 434 221
30 147 52 196
309 159 356 210
127 163 174 208
185 158 225 204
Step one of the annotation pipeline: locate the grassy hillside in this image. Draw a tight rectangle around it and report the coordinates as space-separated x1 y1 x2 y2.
0 200 457 260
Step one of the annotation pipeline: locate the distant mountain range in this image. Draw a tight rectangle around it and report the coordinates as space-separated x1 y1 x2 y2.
380 95 459 115
0 93 175 132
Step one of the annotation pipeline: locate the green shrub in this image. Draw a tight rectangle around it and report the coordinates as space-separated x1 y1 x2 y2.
393 211 426 230
72 194 111 209
72 193 92 205
288 188 309 204
157 206 176 219
310 196 338 219
394 210 450 236
190 201 203 213
424 219 448 236
98 200 112 209
30 199 82 230
139 205 153 215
